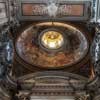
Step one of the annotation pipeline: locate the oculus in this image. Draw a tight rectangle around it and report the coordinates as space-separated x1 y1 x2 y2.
39 28 65 52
